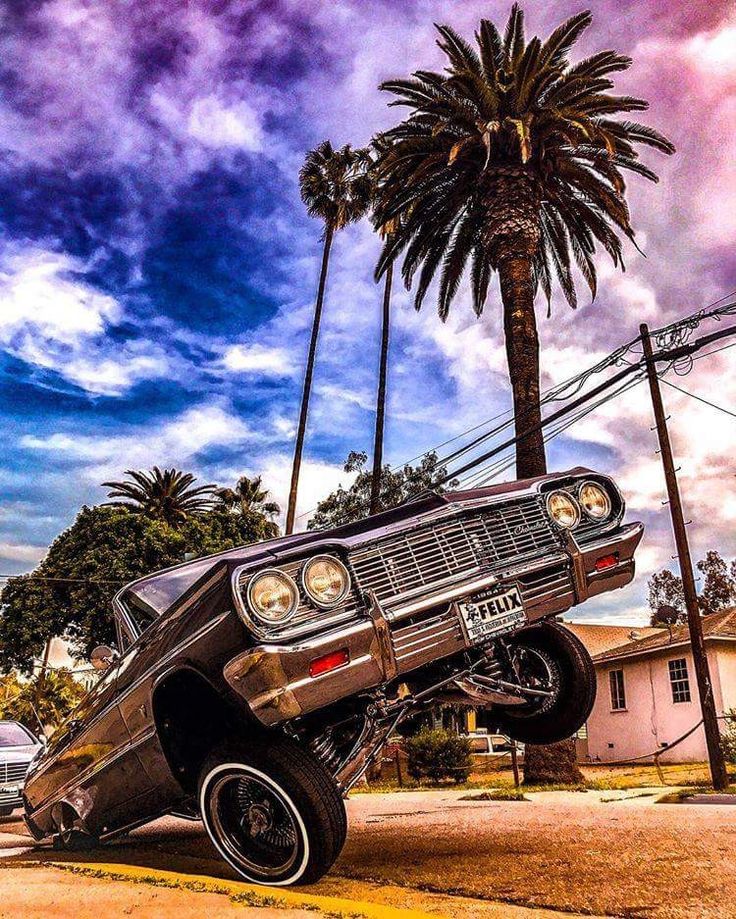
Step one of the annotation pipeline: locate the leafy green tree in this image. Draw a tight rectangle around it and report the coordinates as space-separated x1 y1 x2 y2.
286 141 373 534
648 550 736 626
698 550 736 615
0 670 86 733
648 569 686 626
0 504 277 671
103 467 216 527
216 475 280 520
373 5 674 478
308 451 456 530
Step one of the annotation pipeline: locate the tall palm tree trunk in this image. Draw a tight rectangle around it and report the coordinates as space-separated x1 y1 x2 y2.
498 256 547 480
285 225 334 534
496 254 583 787
369 261 393 515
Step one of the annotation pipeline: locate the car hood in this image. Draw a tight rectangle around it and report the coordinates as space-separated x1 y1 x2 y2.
123 466 592 616
0 744 40 763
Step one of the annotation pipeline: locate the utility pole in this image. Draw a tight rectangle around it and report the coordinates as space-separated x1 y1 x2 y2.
640 323 729 790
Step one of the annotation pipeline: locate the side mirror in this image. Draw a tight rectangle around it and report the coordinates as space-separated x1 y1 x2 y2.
90 645 118 671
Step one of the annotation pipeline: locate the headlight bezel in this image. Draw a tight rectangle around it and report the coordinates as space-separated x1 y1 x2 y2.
578 480 612 521
246 567 300 625
545 489 582 530
302 554 352 609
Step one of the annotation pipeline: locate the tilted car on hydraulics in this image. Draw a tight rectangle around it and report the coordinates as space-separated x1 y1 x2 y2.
23 467 642 885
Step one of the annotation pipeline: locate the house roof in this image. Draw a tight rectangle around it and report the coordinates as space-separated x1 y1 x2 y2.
562 622 665 657
593 607 736 664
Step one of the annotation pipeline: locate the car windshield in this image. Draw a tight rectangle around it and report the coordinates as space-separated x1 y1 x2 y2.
0 722 35 747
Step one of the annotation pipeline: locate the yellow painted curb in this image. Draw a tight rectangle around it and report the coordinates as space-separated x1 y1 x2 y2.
48 861 442 918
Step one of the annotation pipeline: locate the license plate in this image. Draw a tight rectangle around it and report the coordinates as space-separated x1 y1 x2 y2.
458 584 526 644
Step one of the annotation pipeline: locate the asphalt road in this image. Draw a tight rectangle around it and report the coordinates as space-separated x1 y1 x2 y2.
2 789 735 918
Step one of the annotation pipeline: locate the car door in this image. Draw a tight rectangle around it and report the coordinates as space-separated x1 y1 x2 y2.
27 658 141 835
112 593 199 813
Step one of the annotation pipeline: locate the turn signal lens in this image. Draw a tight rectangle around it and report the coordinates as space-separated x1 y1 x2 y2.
303 555 351 608
546 491 581 529
579 482 612 521
309 649 350 678
595 553 618 572
247 570 299 624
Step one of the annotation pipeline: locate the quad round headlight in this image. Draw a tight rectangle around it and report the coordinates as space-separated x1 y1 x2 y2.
302 555 351 608
546 490 581 529
579 482 612 520
247 569 299 624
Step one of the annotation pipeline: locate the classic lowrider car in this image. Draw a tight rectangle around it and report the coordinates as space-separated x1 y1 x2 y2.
24 467 642 886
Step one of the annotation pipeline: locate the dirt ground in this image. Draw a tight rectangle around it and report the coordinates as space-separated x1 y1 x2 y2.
2 784 735 918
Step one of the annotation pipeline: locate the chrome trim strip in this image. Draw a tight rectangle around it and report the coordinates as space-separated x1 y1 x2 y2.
388 572 500 620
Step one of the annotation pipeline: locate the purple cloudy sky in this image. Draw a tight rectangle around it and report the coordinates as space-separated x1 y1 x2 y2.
1 0 735 624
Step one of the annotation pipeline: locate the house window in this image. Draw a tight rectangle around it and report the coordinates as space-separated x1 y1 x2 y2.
668 658 692 703
609 669 626 710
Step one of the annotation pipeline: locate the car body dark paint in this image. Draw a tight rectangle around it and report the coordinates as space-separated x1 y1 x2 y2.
23 469 641 840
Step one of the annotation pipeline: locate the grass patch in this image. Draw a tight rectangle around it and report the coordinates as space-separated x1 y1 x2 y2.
657 784 736 804
47 863 369 918
460 789 529 801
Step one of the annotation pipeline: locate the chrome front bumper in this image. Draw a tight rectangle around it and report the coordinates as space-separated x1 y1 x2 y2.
224 522 643 726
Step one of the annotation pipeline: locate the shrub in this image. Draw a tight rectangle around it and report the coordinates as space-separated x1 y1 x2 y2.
405 728 472 784
722 710 736 764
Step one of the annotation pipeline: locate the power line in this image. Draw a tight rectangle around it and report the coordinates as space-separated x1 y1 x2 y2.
457 374 647 488
660 378 736 420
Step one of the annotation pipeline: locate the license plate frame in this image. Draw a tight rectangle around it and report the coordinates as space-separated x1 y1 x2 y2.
457 583 527 645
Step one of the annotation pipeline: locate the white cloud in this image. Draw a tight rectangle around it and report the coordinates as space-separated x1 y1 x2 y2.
0 248 120 341
221 343 293 376
0 245 170 395
21 403 256 482
0 541 47 564
187 96 263 150
257 453 355 532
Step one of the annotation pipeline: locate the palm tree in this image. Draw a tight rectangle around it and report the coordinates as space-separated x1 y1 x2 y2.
216 475 280 519
103 467 216 527
373 5 674 478
369 252 393 516
285 141 373 534
0 670 85 733
373 5 674 786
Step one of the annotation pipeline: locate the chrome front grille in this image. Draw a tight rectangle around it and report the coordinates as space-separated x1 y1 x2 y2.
0 761 29 785
518 564 574 611
388 562 573 674
392 609 465 672
350 498 560 606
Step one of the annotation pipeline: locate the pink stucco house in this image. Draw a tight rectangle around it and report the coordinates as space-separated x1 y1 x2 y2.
570 609 736 763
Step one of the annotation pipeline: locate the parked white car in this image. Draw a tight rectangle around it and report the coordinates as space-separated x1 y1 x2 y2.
464 731 524 757
0 721 43 816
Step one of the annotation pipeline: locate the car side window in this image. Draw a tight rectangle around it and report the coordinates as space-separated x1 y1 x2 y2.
117 594 159 641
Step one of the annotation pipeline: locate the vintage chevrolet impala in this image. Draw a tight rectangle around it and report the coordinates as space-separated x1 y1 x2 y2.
24 467 642 886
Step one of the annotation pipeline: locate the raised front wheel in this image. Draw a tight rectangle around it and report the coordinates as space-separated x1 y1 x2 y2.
493 620 597 745
199 737 346 886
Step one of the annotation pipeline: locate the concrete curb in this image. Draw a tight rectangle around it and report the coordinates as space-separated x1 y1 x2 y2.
47 861 442 918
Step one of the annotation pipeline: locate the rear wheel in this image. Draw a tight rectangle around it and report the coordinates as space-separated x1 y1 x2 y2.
493 620 596 745
199 736 346 886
